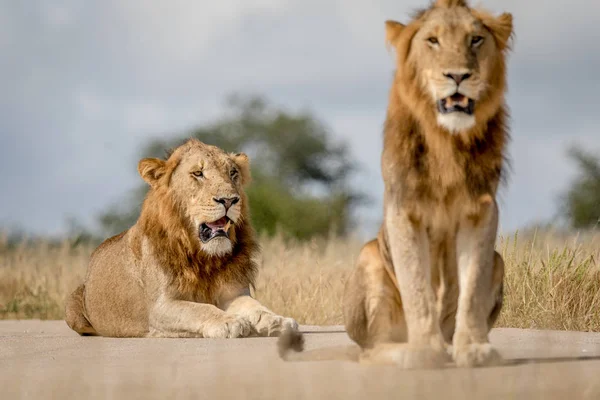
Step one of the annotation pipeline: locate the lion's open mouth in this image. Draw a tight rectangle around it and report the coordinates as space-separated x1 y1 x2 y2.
438 93 474 115
199 216 232 243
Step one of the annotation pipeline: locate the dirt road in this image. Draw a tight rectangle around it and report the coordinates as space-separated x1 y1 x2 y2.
2 320 600 399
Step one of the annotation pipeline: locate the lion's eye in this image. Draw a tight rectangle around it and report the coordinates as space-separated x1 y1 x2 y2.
471 35 484 47
427 37 439 45
230 169 238 179
192 170 204 178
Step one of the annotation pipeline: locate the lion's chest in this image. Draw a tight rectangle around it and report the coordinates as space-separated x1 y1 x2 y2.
389 144 500 212
172 268 230 305
171 259 253 307
384 116 505 209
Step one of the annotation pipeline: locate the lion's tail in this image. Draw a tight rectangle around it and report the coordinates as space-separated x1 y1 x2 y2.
64 284 97 336
277 330 361 362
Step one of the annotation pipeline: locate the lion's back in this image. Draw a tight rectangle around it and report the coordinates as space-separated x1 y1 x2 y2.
83 229 150 337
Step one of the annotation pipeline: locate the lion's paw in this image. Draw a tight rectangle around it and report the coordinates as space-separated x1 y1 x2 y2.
248 311 299 337
453 343 502 368
203 315 255 339
361 343 451 370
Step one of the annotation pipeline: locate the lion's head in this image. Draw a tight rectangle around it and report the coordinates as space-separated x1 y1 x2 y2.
385 0 513 134
137 139 252 257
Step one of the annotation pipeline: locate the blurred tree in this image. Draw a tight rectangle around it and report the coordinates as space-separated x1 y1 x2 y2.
559 145 600 229
98 94 365 239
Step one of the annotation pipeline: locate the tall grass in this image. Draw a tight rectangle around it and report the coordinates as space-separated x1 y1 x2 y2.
497 229 600 331
0 230 598 330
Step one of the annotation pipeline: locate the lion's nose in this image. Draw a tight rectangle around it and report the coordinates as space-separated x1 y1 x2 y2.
213 196 240 210
444 72 471 85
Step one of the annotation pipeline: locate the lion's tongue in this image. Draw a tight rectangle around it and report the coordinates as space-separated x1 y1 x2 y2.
206 217 228 230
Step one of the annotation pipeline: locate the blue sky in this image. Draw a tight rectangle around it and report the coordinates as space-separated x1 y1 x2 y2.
1 0 599 238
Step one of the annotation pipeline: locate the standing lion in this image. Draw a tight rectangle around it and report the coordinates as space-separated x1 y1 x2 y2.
65 139 298 338
280 0 513 368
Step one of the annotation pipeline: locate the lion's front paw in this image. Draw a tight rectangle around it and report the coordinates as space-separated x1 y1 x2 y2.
453 343 502 368
203 315 255 339
247 311 299 337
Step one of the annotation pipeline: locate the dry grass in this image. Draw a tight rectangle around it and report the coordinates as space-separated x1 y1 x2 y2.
0 230 599 330
497 229 600 331
253 234 361 325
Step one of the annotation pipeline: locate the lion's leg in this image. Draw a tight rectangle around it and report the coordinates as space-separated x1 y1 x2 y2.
453 195 503 367
64 284 97 336
367 201 449 369
147 299 255 338
343 239 406 349
488 251 505 329
222 289 299 337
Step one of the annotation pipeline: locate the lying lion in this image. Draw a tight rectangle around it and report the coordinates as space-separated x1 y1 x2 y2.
65 139 298 338
280 0 513 368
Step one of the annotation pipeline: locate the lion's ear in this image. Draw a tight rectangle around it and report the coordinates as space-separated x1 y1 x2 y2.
491 13 513 50
477 11 513 51
231 152 251 186
138 158 166 187
385 20 406 49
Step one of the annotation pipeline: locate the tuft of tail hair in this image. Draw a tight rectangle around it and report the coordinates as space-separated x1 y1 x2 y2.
277 329 361 362
278 329 305 360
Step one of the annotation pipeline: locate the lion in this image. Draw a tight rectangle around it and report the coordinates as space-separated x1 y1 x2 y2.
65 139 298 338
279 0 513 369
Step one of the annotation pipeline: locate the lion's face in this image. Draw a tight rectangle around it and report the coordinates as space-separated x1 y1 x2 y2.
138 140 251 257
386 1 512 134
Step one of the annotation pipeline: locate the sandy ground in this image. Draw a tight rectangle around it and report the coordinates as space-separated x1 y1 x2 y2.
2 321 600 399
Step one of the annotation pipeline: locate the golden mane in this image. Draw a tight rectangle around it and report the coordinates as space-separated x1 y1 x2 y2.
133 166 259 302
132 138 258 301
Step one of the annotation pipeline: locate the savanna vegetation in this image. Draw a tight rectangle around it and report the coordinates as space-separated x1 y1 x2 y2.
1 94 599 330
1 230 599 330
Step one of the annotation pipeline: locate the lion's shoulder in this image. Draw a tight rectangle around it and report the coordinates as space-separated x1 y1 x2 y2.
90 230 128 259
